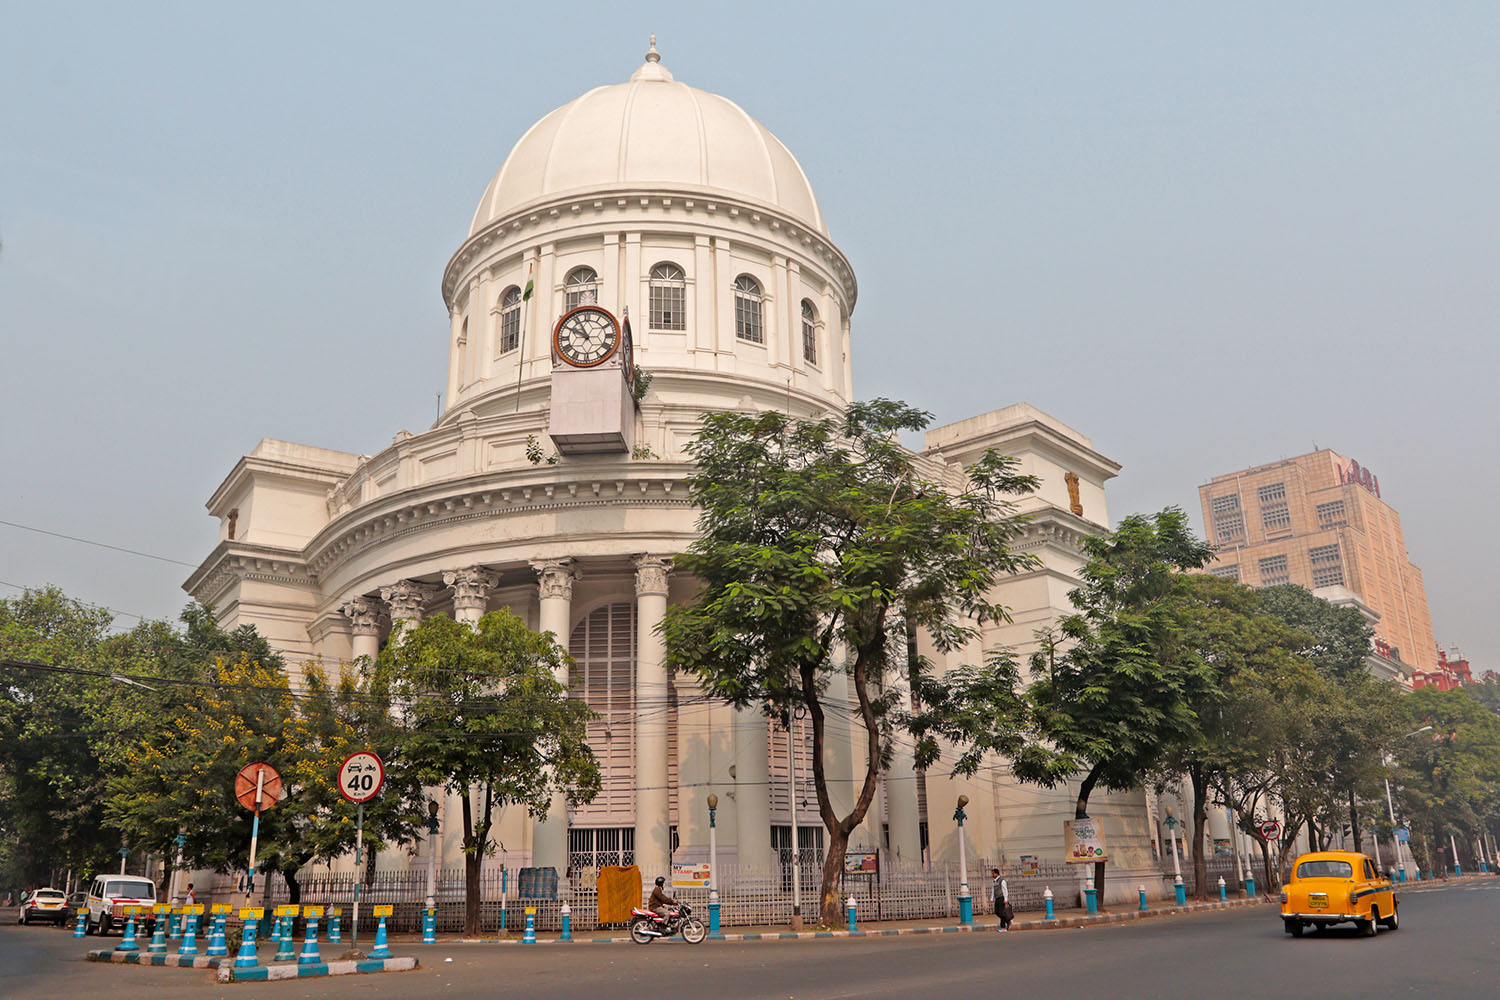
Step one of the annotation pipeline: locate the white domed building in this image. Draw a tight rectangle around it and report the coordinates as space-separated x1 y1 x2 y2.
187 40 1157 905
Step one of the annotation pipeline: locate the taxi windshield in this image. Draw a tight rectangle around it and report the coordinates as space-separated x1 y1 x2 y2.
1297 860 1354 879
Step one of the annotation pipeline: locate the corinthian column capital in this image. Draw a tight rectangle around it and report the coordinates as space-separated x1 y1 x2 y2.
633 554 673 598
530 558 577 603
380 579 440 624
442 566 499 615
340 596 383 636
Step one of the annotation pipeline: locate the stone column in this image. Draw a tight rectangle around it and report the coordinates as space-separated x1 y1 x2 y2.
341 597 383 664
885 680 923 867
529 559 576 874
633 555 673 879
733 708 773 867
443 567 498 627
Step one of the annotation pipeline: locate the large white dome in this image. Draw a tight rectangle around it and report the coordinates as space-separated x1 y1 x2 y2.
469 40 826 238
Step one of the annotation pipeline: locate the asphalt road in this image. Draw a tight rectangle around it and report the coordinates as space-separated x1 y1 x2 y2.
4 881 1497 999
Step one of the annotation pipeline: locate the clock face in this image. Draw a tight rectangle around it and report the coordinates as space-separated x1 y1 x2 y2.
553 306 620 368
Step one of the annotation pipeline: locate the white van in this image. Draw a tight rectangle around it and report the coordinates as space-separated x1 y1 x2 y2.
84 875 157 935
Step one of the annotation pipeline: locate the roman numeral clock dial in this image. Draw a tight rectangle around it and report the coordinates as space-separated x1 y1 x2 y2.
553 306 620 367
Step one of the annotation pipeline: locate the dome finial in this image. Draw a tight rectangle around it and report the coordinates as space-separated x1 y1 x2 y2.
646 34 661 64
631 33 674 82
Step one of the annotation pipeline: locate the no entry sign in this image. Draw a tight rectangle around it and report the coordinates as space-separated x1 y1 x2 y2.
235 763 282 812
1259 820 1282 841
337 751 385 804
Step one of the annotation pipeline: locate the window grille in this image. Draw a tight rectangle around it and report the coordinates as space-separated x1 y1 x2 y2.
569 602 635 823
499 287 522 354
1210 494 1244 542
1258 555 1290 587
569 827 634 871
1310 544 1344 588
801 300 818 365
734 275 764 343
1258 483 1290 531
1210 564 1240 580
565 266 599 310
1257 483 1287 503
767 715 815 824
1316 500 1347 527
648 263 686 330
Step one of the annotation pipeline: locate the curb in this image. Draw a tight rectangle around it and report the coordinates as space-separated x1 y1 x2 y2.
216 957 419 982
87 950 228 969
430 897 1275 945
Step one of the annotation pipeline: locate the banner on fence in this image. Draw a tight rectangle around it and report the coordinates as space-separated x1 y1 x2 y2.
672 863 711 888
1214 838 1232 856
843 852 879 875
1064 818 1108 864
1018 855 1039 876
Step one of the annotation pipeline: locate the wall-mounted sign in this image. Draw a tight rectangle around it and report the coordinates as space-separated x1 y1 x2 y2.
1338 458 1381 498
1064 818 1108 864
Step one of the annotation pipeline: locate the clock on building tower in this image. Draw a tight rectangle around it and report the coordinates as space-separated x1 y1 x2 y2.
547 304 636 454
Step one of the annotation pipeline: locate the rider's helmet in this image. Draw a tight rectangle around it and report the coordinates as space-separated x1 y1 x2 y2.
655 876 666 887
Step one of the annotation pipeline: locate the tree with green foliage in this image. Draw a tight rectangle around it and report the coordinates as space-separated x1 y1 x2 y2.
107 650 426 906
1026 508 1215 904
663 400 1044 928
1394 686 1500 873
383 610 599 937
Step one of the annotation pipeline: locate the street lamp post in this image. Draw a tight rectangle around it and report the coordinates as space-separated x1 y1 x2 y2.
954 795 972 925
786 713 803 930
1165 809 1185 906
707 793 723 939
1385 725 1432 882
424 799 439 944
119 846 130 876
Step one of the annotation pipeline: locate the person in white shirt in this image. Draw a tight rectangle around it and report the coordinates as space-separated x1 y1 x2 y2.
991 869 1012 931
184 883 197 906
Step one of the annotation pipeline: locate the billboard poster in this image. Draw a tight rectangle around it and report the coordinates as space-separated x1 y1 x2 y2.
1214 838 1232 857
843 851 879 875
1018 854 1040 876
1064 818 1108 864
671 863 711 888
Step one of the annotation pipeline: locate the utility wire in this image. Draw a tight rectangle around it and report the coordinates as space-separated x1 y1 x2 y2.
0 518 198 567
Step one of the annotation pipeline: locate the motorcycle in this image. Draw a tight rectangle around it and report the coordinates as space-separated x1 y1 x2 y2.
629 901 706 944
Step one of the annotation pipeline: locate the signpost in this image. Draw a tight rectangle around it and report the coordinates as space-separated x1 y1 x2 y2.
337 751 385 949
235 763 283 908
1259 820 1282 842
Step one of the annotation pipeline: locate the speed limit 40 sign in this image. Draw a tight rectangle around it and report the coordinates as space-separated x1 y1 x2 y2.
338 751 385 803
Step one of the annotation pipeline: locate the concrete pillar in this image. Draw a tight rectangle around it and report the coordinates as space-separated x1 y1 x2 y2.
886 679 922 867
341 597 382 664
529 559 576 874
734 707 773 868
822 644 855 826
443 567 498 627
634 555 673 879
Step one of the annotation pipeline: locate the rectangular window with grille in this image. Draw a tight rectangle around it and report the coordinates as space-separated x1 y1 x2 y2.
1258 483 1290 531
1316 500 1347 527
568 827 634 871
569 603 636 824
1210 564 1240 580
1210 494 1245 543
1310 544 1344 588
1258 554 1290 586
499 305 521 354
735 296 763 343
650 283 685 330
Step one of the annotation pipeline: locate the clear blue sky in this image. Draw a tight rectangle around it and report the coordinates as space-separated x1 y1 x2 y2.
3 2 1496 669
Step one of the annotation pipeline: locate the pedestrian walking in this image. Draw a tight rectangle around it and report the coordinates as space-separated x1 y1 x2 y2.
992 869 1013 931
184 883 197 906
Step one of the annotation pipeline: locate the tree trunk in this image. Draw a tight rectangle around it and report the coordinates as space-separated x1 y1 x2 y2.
1189 764 1210 900
1348 789 1362 853
1076 763 1107 911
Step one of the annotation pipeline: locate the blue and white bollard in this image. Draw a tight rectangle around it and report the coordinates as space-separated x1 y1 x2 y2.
1084 879 1098 915
846 894 857 932
369 912 391 960
1246 874 1257 896
234 914 260 969
422 906 436 944
1173 876 1187 907
73 910 87 938
206 909 229 957
269 913 281 945
1139 884 1148 911
1454 863 1463 877
1397 868 1406 883
168 908 181 940
1043 887 1055 920
522 906 536 944
560 903 572 942
178 911 198 957
298 911 322 965
959 890 974 925
1217 876 1227 902
709 890 724 940
118 910 140 953
327 908 341 943
147 907 168 952
274 912 297 963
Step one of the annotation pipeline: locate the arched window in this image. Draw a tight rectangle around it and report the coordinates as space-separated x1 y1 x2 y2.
734 274 763 344
649 262 686 330
801 300 818 366
498 287 522 354
565 266 599 310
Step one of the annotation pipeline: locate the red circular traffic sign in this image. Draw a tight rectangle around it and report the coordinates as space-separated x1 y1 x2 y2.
235 763 282 812
1258 820 1282 841
337 751 385 804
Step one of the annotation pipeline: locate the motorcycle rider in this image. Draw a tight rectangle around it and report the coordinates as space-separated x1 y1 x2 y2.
648 876 677 923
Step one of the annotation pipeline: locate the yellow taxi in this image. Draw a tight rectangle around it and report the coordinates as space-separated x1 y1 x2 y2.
1281 850 1398 937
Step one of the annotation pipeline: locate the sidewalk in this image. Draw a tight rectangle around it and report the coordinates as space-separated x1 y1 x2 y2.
365 895 1274 946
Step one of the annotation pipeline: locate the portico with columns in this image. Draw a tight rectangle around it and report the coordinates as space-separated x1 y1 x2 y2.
183 38 1150 901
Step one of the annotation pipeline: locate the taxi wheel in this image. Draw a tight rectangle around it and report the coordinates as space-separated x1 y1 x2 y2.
1381 906 1399 931
1284 920 1303 937
1361 912 1378 937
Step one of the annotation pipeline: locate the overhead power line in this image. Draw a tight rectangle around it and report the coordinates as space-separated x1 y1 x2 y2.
0 517 198 568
